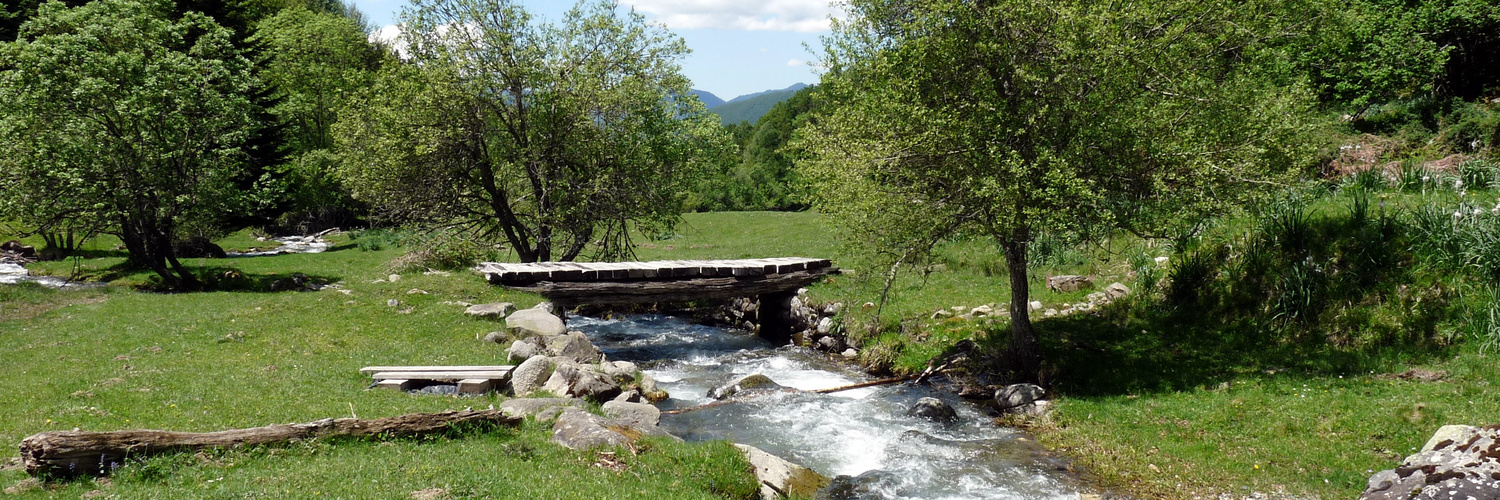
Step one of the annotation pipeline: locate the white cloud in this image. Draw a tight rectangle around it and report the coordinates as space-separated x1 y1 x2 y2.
786 58 805 67
620 0 842 32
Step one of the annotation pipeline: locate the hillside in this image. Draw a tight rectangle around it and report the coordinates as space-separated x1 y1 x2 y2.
689 89 725 108
709 83 808 125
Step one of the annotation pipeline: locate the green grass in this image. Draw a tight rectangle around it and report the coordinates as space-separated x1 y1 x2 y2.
0 231 757 498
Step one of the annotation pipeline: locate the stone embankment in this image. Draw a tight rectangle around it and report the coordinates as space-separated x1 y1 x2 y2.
463 301 826 500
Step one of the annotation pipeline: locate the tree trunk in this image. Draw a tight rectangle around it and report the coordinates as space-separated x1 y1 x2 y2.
19 410 521 477
1001 237 1041 382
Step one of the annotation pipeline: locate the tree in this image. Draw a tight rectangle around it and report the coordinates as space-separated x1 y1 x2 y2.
335 0 731 262
799 0 1319 379
249 5 385 231
0 0 257 288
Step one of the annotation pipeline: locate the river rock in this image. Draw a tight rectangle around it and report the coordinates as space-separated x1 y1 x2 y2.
817 335 844 352
601 400 660 427
509 355 555 396
499 397 584 422
818 470 901 500
505 308 567 338
505 337 544 363
542 362 622 402
465 302 515 319
551 407 678 450
996 383 1047 412
842 348 859 359
816 316 834 334
1046 275 1092 292
601 360 638 383
709 374 782 400
906 397 959 424
546 331 603 364
1359 424 1500 500
637 372 669 402
735 444 831 500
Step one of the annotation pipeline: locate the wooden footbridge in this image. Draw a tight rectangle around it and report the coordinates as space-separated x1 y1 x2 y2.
475 258 838 343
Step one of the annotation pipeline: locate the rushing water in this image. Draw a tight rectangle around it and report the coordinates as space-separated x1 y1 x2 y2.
0 263 105 289
572 314 1086 500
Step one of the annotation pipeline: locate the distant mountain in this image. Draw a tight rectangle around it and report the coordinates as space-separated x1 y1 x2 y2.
710 83 809 125
690 89 725 108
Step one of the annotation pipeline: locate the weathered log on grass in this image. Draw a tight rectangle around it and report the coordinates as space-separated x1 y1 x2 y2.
20 409 521 477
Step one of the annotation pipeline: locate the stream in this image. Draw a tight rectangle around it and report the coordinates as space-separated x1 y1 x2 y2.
572 314 1087 500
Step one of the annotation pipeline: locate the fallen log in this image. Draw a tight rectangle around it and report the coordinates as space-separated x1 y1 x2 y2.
811 375 917 394
663 376 919 415
20 409 521 477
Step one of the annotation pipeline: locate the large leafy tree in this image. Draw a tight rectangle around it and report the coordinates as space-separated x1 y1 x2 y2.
249 6 385 230
0 0 257 288
800 0 1319 379
335 0 732 262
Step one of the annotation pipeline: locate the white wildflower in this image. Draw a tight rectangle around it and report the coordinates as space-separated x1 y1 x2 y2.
1476 208 1485 216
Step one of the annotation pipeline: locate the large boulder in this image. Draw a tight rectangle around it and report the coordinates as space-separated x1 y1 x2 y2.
735 444 831 500
505 308 567 338
551 408 679 451
995 384 1047 413
1360 424 1500 500
542 362 622 402
509 355 556 396
498 397 584 423
709 374 782 400
546 331 604 364
465 302 515 319
600 360 639 383
601 400 661 427
905 397 959 424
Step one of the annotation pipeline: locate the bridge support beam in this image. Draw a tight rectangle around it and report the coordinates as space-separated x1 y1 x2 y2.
757 291 796 346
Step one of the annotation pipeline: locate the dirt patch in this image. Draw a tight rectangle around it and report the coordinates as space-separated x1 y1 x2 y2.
0 293 107 323
1377 368 1448 382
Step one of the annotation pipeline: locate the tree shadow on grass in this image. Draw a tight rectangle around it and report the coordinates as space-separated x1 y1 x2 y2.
1021 302 1458 398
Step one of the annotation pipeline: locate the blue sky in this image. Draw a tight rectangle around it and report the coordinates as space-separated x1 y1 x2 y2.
346 0 837 100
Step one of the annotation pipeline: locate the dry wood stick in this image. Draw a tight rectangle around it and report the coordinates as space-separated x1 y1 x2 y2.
20 409 521 477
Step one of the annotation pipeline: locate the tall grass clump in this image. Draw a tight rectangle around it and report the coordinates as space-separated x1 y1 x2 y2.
1458 158 1498 190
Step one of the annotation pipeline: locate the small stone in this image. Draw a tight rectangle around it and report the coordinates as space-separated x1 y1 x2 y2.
386 299 399 307
1104 282 1131 300
950 306 966 312
1028 301 1043 311
546 331 603 364
388 274 401 282
480 331 506 344
816 316 834 334
842 348 858 359
1043 308 1057 317
817 335 844 352
970 305 993 317
931 309 953 319
1154 256 1169 265
406 289 428 294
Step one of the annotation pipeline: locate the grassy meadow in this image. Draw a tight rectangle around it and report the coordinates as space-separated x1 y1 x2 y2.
5 171 1500 498
0 232 757 499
